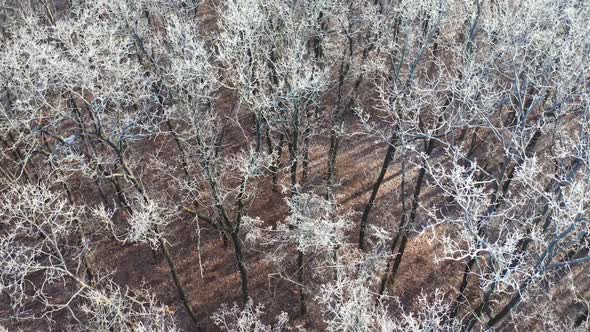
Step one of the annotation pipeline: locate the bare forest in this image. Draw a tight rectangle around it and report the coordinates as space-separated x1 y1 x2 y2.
1 0 589 331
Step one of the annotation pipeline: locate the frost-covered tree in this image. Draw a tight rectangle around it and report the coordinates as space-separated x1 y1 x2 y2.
1 0 589 330
212 301 289 332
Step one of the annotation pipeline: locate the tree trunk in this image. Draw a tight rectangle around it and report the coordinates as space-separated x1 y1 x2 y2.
297 250 306 316
378 156 407 296
326 57 350 200
159 237 202 331
254 113 262 153
358 130 398 250
230 231 249 305
165 119 191 179
385 137 435 289
288 142 298 195
301 129 310 184
71 101 109 206
271 134 284 191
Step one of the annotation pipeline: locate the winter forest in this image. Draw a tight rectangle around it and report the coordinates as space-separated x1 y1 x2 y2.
0 0 589 331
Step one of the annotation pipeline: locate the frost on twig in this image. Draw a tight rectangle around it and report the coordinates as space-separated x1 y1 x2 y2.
319 249 460 332
242 193 351 264
92 196 173 250
76 280 178 332
0 183 82 315
211 300 289 332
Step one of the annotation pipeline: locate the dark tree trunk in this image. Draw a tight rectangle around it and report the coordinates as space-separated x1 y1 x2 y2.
230 231 249 305
159 236 203 331
449 256 476 319
358 130 398 250
326 56 350 200
165 119 191 179
271 134 285 191
254 113 262 153
288 142 298 195
301 129 310 184
385 136 435 288
265 120 273 155
297 250 306 316
378 155 407 296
